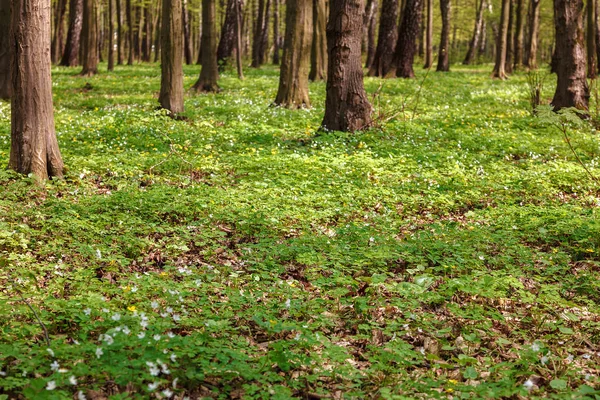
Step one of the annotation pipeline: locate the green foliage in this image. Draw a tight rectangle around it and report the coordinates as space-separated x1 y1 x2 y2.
0 64 599 399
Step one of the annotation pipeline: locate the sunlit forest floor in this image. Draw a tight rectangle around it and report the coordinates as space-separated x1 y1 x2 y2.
0 64 599 399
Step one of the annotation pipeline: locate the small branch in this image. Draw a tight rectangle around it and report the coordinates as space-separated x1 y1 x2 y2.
14 286 51 347
561 123 600 185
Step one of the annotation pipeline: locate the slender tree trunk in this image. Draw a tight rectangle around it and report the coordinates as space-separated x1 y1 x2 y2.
365 0 378 68
322 0 372 131
60 0 83 66
596 0 600 74
463 0 486 65
154 8 161 62
273 0 312 108
183 0 193 64
159 0 184 113
236 0 245 78
368 0 398 77
80 0 98 76
552 0 589 110
116 0 124 64
273 0 280 64
505 0 514 74
252 0 267 66
513 0 524 70
492 0 510 79
127 0 134 64
437 0 451 71
587 0 597 78
424 0 433 68
309 0 328 81
193 0 220 92
217 0 238 66
10 0 64 179
0 0 10 99
525 0 540 68
141 5 151 62
394 0 423 78
108 0 115 70
51 0 68 64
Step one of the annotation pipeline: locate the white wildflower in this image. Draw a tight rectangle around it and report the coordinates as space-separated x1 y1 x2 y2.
95 249 102 259
83 308 91 316
151 301 159 309
122 326 131 335
531 342 540 352
69 375 78 385
149 365 160 376
172 378 178 388
162 388 173 398
46 348 55 357
77 390 87 400
137 332 146 339
95 347 103 358
170 353 177 362
167 332 175 338
131 286 138 293
284 299 291 309
148 382 159 391
46 381 56 390
153 334 161 341
523 379 534 391
111 313 121 321
172 314 181 322
50 361 60 371
140 320 148 328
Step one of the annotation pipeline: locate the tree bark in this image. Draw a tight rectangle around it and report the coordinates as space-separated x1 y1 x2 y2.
159 0 185 113
525 0 540 68
217 0 238 66
252 0 270 67
273 0 280 64
51 0 68 64
274 0 312 108
193 0 220 92
9 0 64 179
183 0 193 65
322 0 372 131
236 0 245 78
463 0 486 65
394 0 423 78
309 0 328 81
127 0 134 64
437 0 451 72
505 0 514 74
596 0 600 74
423 0 433 68
587 0 597 78
60 0 83 66
513 0 524 70
116 0 124 64
80 0 98 76
0 0 10 99
108 0 115 71
492 0 510 79
368 0 398 77
365 0 377 68
552 0 589 111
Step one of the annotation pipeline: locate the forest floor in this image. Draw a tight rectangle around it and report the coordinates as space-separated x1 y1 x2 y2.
0 64 599 399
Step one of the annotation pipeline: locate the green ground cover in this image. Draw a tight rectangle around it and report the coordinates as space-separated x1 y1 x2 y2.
0 64 599 399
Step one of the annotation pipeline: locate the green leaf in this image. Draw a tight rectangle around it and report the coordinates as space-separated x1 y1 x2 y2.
550 379 568 390
463 367 478 379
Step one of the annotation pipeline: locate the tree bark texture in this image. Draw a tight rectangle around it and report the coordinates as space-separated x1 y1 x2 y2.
551 0 589 111
0 0 10 99
365 0 377 68
596 0 600 74
394 0 423 78
159 0 185 113
437 0 451 71
587 0 597 78
193 0 220 92
274 0 312 108
525 0 540 68
217 0 238 66
80 0 98 76
273 0 280 63
368 0 398 77
9 0 64 179
492 0 510 79
310 0 328 81
127 0 134 64
60 0 83 66
513 0 524 70
108 0 115 71
116 0 124 64
252 0 270 67
322 0 372 131
463 0 486 65
505 0 514 74
423 0 433 68
183 0 193 65
51 0 68 64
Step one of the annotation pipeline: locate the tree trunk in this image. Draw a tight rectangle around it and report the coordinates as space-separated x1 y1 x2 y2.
492 0 510 79
10 0 64 179
394 0 423 78
51 0 68 64
423 0 433 68
309 0 328 81
217 0 238 66
525 0 540 68
142 5 151 62
108 0 115 71
273 0 280 64
183 0 193 65
368 0 398 77
437 0 451 71
236 0 245 78
505 0 514 74
513 0 524 70
193 0 220 92
587 0 597 78
80 0 98 76
127 0 134 64
365 0 377 68
0 0 10 100
116 0 123 65
463 0 486 65
274 0 312 108
596 0 600 74
159 0 184 113
60 0 83 66
322 0 372 131
552 0 589 111
252 0 269 67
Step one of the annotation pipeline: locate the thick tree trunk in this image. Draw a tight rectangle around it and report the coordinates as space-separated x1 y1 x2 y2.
159 0 184 113
274 0 312 108
108 0 115 71
80 0 98 76
51 0 68 64
193 0 220 92
513 0 524 70
525 0 540 68
322 0 372 131
394 0 423 78
368 0 398 77
309 0 328 81
127 0 134 64
423 0 433 68
505 0 514 74
492 0 510 79
217 0 238 66
10 0 64 179
60 0 83 66
587 0 597 78
437 0 451 71
365 0 378 68
183 0 193 65
552 0 589 111
273 0 280 64
0 0 10 99
463 0 486 65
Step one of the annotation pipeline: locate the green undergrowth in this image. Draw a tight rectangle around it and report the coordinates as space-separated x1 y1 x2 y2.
0 64 599 399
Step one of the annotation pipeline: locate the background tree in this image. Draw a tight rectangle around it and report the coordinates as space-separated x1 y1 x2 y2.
159 0 185 113
364 0 378 68
108 0 115 71
309 0 328 81
463 0 487 65
424 0 434 68
552 0 589 110
10 0 64 179
368 0 398 77
513 0 525 70
273 0 312 108
60 0 83 66
524 0 541 68
217 0 239 67
193 0 220 92
51 0 68 64
587 0 597 78
273 0 281 64
80 0 99 76
0 0 10 99
252 0 271 67
322 0 372 131
394 0 423 78
492 0 510 79
127 0 134 64
437 0 451 71
117 0 124 64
